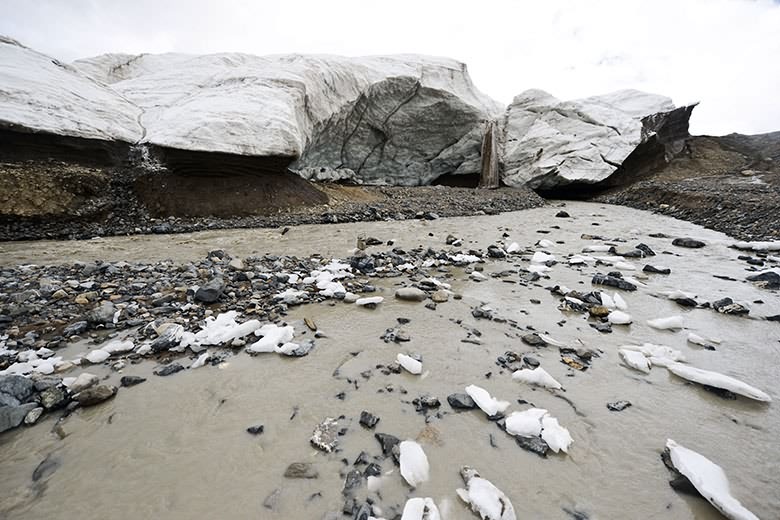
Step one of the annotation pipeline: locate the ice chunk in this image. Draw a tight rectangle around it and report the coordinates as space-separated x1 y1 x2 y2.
531 251 555 263
191 352 209 369
613 292 628 310
599 292 616 309
667 363 771 402
538 334 566 347
582 245 612 252
356 296 384 307
397 353 422 375
666 439 760 520
608 310 632 325
647 316 684 330
102 340 134 354
614 261 636 271
619 349 650 373
401 497 440 520
528 264 551 274
537 239 555 248
192 312 261 346
456 466 516 520
541 415 573 453
469 271 488 281
248 324 295 353
465 384 510 416
504 408 547 437
449 253 482 264
687 333 720 348
399 440 430 487
733 240 780 252
505 242 520 254
511 367 562 390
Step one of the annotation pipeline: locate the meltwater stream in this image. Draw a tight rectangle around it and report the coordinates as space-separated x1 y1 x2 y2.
0 202 778 519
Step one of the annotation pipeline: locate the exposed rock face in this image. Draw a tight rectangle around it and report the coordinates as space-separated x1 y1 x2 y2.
501 89 694 189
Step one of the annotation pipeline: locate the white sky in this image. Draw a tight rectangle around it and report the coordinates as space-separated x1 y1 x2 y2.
1 0 778 135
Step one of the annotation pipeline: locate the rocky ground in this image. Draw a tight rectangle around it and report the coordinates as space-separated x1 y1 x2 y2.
593 132 780 241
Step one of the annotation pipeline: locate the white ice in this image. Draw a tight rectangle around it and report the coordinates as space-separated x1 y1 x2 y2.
511 366 563 390
613 292 628 310
599 292 616 309
541 415 574 453
397 353 422 375
400 497 440 520
666 439 760 520
733 240 780 252
608 310 632 325
84 349 110 364
399 440 430 487
504 408 547 437
614 261 636 271
538 334 566 347
619 348 651 373
102 340 134 354
248 324 295 353
465 384 510 416
505 242 520 254
457 470 516 520
647 316 684 330
191 352 209 369
531 251 555 263
356 296 384 307
667 363 771 402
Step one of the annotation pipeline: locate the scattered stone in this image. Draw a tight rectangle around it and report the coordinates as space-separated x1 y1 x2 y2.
636 243 656 256
24 407 44 425
555 211 570 218
0 374 34 406
712 298 749 315
153 363 185 376
359 411 380 429
63 321 88 337
592 273 637 291
395 287 427 302
311 417 340 452
607 400 632 412
513 435 549 457
672 238 705 248
195 277 225 303
521 333 546 347
487 245 506 258
643 265 671 275
85 301 116 325
374 432 401 460
39 386 68 410
247 424 264 435
69 373 99 393
284 462 319 479
0 403 37 433
120 376 146 387
74 385 117 406
447 393 477 410
150 324 183 352
431 290 449 303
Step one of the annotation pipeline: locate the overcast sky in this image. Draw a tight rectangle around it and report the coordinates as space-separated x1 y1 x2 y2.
1 0 778 135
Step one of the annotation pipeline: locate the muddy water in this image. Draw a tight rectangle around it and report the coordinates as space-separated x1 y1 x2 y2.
1 202 779 519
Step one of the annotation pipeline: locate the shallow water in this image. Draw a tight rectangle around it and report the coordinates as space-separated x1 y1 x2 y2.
1 202 779 519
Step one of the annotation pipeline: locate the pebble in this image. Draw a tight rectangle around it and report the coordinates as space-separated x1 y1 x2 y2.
284 462 319 479
120 376 146 387
672 238 706 248
153 363 185 376
607 400 633 412
395 287 427 302
359 411 380 429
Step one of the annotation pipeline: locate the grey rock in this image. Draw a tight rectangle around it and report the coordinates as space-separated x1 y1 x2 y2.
39 386 68 410
63 321 88 337
0 374 35 404
246 424 264 435
359 411 380 429
643 265 671 275
712 297 749 315
513 434 549 457
33 376 62 392
395 287 427 302
195 277 225 303
32 454 60 481
592 273 637 291
150 324 183 352
672 237 706 248
284 462 319 479
74 385 117 406
431 290 449 303
0 403 37 433
607 400 633 412
153 363 184 376
487 245 506 258
85 301 116 325
342 469 363 495
522 333 546 347
24 407 44 425
374 432 401 460
263 488 281 510
120 375 146 387
447 393 477 410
